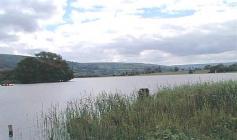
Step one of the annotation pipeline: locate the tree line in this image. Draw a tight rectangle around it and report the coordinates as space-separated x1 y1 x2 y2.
205 63 237 73
0 52 74 84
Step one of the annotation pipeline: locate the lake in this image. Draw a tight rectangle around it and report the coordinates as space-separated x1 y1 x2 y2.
0 73 237 139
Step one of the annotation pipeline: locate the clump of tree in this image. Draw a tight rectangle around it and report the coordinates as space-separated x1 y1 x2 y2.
144 66 162 74
189 69 194 74
204 65 211 70
205 63 237 73
174 67 179 72
14 52 74 84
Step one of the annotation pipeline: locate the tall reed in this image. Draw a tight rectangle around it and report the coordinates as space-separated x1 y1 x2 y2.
43 81 237 140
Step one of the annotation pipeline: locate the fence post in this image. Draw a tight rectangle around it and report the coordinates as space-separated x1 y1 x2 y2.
138 88 150 99
8 125 13 139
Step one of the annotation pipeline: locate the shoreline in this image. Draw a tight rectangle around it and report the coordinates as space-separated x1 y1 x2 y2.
75 70 237 78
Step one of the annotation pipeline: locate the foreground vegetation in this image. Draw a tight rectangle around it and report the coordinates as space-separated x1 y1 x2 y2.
43 81 237 140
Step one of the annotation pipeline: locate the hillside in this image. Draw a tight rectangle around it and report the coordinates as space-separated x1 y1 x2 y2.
70 62 171 77
1 54 236 77
0 54 26 70
0 54 169 77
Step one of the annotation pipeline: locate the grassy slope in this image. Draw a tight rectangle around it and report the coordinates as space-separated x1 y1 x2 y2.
0 54 26 70
44 81 237 140
69 62 168 77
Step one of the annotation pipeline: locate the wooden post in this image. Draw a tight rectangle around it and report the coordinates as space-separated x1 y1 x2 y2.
8 125 13 138
138 88 149 99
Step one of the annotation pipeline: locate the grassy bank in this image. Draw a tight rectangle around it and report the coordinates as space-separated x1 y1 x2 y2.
139 70 210 76
43 81 237 140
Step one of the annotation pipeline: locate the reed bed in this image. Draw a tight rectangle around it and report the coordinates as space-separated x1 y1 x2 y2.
43 81 237 140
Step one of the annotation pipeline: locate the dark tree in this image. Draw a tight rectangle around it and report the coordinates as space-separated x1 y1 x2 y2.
228 64 237 72
15 57 41 83
208 63 237 73
0 70 15 84
174 67 179 72
189 69 194 74
155 66 162 72
204 65 211 70
15 52 74 84
35 51 62 61
209 64 226 73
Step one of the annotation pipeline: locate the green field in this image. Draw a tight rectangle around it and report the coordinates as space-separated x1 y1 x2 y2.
43 81 237 140
139 70 210 76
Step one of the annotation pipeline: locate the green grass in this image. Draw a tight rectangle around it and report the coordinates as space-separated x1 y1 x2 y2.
43 81 237 140
140 70 209 76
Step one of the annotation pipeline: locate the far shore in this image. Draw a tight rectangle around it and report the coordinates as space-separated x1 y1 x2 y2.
1 71 237 85
75 70 237 79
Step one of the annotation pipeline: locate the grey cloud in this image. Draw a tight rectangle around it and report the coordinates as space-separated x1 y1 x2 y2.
0 11 38 32
28 1 56 18
0 0 56 18
0 31 18 42
0 44 42 55
105 20 237 56
160 24 185 31
24 48 45 55
64 45 110 62
0 0 57 42
60 20 237 64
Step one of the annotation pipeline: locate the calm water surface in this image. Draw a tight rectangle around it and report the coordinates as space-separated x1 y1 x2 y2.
0 73 237 139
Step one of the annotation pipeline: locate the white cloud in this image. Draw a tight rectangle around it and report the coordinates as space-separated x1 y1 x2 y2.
0 0 237 65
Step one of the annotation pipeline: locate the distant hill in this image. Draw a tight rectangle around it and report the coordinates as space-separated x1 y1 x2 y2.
0 54 26 70
69 62 170 77
1 54 236 77
0 54 169 77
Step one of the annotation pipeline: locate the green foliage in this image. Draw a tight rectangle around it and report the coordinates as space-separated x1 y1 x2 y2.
2 54 237 78
174 67 179 72
207 63 237 73
204 65 211 70
189 69 194 74
14 52 73 84
35 51 62 61
43 81 237 140
70 62 167 77
0 70 15 84
145 128 192 140
0 54 169 77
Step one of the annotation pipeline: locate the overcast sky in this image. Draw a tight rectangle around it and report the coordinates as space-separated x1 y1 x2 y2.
0 0 236 65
